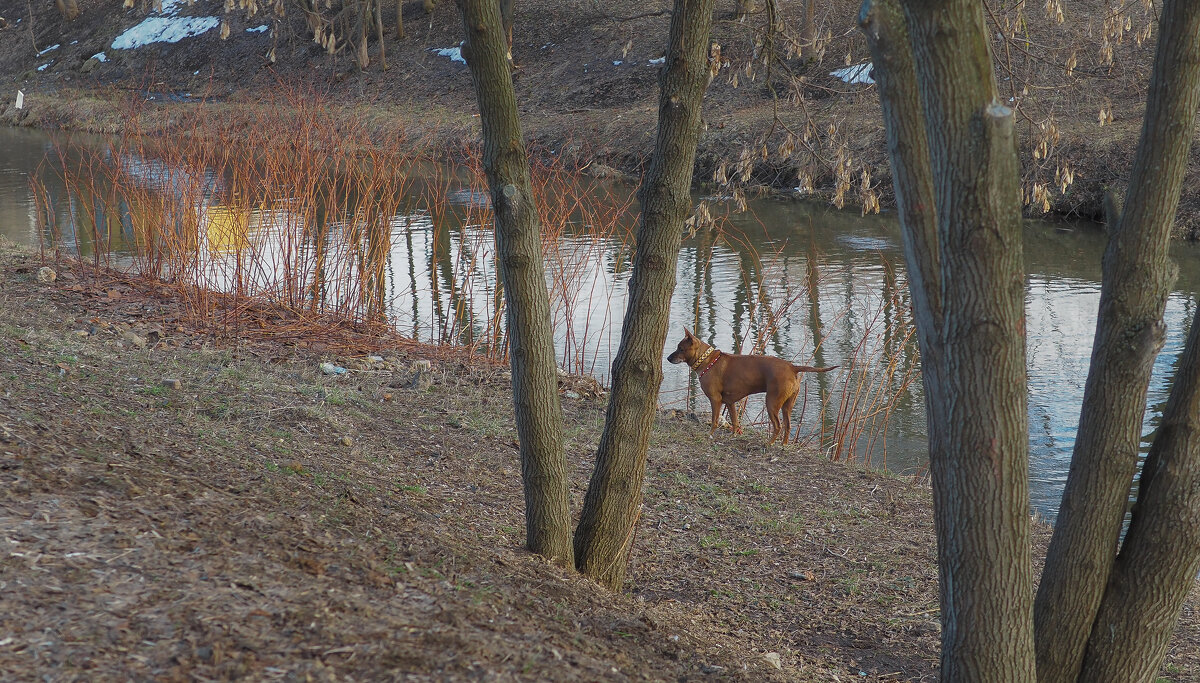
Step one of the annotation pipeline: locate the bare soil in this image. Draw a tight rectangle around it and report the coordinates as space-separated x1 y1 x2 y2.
3 0 1200 235
2 239 1199 681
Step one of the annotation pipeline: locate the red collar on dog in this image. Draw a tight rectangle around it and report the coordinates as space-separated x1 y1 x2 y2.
697 350 722 378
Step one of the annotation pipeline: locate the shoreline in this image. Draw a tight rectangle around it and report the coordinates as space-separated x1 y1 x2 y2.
5 85 1195 239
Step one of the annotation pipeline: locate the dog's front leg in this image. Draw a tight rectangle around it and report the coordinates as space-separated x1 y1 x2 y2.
708 397 723 438
727 401 742 435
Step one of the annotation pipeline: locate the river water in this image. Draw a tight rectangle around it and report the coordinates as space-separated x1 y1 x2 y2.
2 126 1196 518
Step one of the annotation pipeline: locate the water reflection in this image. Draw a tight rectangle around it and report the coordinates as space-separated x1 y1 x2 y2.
2 126 1197 519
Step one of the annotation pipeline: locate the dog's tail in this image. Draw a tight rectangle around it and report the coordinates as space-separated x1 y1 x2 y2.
791 364 839 374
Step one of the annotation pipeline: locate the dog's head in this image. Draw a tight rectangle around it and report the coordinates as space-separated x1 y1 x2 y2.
667 328 702 365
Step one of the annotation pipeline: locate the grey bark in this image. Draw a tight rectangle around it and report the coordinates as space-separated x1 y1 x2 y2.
457 0 574 568
1034 1 1200 680
862 0 1035 679
573 0 715 590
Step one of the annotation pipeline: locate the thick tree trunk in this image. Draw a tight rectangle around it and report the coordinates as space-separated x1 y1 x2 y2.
457 0 574 568
573 0 715 590
1034 2 1200 680
875 0 1035 679
395 0 405 39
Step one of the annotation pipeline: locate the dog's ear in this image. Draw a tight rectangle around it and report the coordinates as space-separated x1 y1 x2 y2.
684 327 695 340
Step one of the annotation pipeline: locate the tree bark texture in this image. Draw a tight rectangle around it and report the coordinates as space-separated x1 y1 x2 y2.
457 0 574 568
858 0 939 349
1034 1 1200 680
499 0 514 60
869 0 1035 679
1080 307 1200 682
573 0 715 590
858 5 950 632
1075 4 1200 680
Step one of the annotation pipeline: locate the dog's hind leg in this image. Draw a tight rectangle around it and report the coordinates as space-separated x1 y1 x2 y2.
727 401 742 436
765 393 784 445
781 390 800 445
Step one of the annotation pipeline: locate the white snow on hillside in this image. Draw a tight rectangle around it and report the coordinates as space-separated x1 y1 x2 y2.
831 63 874 85
430 45 465 64
112 0 219 50
112 16 220 49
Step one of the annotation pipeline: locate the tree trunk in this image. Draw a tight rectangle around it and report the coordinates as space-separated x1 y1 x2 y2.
374 0 388 70
858 0 939 345
865 0 1035 678
802 0 816 46
1080 307 1200 682
1073 3 1200 680
456 0 574 568
395 0 405 39
1033 2 1200 680
499 0 514 62
573 0 715 590
55 0 81 21
859 0 943 473
355 0 370 69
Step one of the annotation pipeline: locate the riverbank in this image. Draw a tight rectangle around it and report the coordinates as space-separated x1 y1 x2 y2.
3 0 1200 237
3 237 1199 681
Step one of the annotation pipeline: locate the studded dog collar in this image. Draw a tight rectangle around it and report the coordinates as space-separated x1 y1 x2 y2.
692 347 722 378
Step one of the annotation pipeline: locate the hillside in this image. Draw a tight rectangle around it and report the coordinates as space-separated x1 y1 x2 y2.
2 239 1199 680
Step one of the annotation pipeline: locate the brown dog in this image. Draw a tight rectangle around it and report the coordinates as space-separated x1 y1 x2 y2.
667 328 837 445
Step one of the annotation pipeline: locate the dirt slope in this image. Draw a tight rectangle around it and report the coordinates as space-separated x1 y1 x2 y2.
2 239 1199 681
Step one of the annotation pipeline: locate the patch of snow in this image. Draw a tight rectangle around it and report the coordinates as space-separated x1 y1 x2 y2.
38 62 52 71
247 24 269 33
193 69 200 75
91 52 109 63
430 45 465 64
648 57 665 65
37 44 60 56
831 63 874 85
111 16 220 49
158 0 190 15
612 60 622 66
70 40 79 45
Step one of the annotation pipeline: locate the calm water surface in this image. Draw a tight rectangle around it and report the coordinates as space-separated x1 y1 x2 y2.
2 126 1197 518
